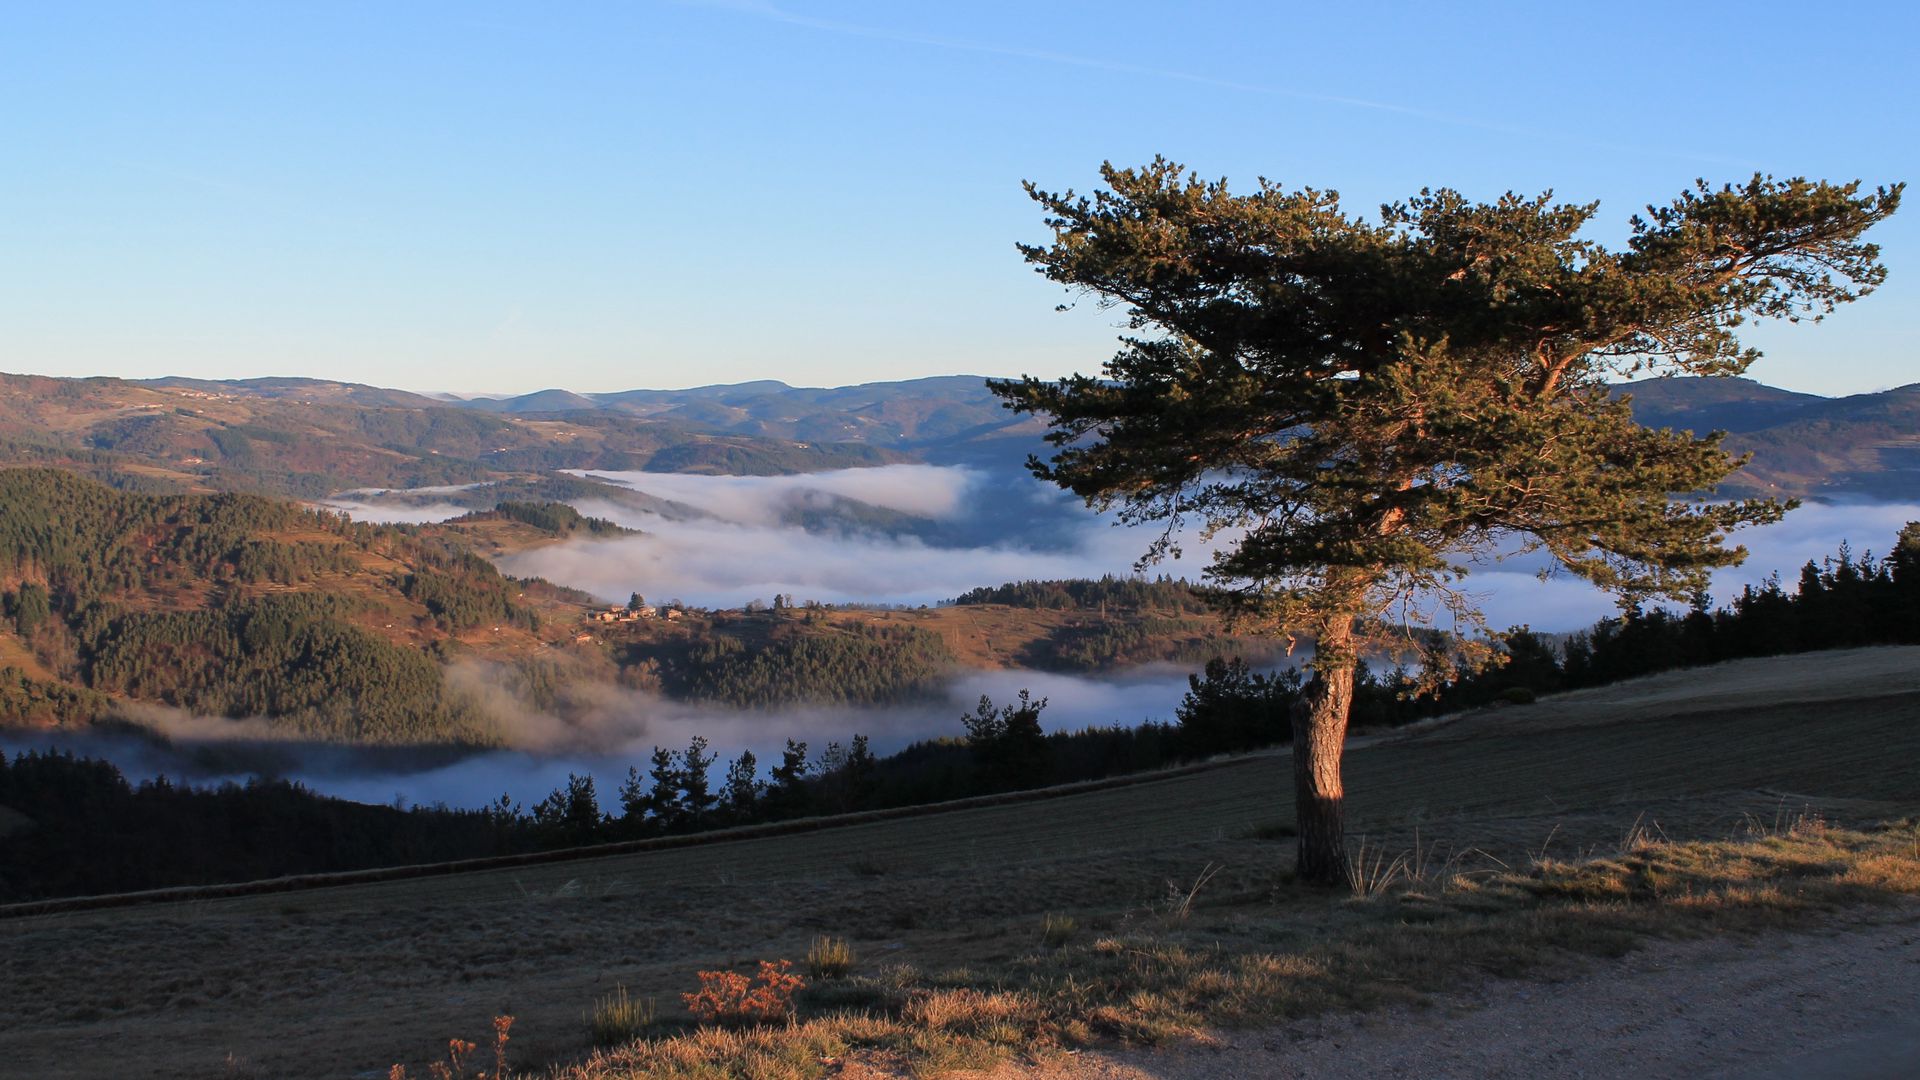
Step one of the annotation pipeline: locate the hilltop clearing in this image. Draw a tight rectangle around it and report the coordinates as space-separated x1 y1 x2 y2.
2 646 1914 1079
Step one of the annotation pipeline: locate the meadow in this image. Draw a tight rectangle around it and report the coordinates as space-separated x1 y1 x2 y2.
2 646 1916 1079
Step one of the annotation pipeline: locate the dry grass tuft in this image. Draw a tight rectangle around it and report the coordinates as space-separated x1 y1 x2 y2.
1159 862 1222 921
805 935 856 980
1041 913 1078 948
586 986 657 1047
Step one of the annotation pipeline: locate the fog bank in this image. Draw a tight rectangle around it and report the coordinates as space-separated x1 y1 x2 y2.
1 665 1201 812
332 466 1920 634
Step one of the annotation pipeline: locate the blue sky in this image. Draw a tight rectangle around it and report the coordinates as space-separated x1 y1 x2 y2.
3 1 1914 395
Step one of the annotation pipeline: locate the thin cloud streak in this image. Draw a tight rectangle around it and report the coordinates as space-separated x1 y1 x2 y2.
674 0 1756 168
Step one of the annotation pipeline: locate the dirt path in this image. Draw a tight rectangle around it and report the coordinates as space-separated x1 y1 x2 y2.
997 909 1920 1080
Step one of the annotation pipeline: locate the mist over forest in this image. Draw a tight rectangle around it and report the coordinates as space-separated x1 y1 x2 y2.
336 463 1920 632
139 462 1886 810
2 663 1199 813
4 454 1910 816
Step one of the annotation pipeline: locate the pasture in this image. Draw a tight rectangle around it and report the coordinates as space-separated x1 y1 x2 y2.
3 646 1916 1079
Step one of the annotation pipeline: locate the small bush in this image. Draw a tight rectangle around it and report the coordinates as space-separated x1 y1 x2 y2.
683 960 806 1025
388 1014 512 1080
806 935 856 979
1500 686 1537 705
587 985 657 1046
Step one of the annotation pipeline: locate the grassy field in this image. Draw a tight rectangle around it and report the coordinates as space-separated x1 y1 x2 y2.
2 646 1916 1079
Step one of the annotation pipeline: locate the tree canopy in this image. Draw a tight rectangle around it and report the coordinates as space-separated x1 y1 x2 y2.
992 161 1900 884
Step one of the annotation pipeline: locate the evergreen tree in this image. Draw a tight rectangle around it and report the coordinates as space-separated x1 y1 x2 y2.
767 738 810 818
963 690 1053 791
1894 523 1920 640
844 734 877 809
993 162 1899 884
617 765 651 835
532 773 601 846
9 582 50 636
721 749 762 821
1175 657 1293 755
678 736 718 826
644 745 681 830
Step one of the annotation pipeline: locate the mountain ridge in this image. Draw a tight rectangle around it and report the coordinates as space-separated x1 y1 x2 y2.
4 370 1914 501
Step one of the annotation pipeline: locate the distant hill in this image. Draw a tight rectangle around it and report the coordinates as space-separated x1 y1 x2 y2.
456 373 1920 500
459 375 1020 453
1614 377 1920 499
0 372 904 499
134 375 444 409
5 369 1912 500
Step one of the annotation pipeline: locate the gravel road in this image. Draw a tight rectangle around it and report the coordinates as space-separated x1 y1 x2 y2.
945 908 1920 1079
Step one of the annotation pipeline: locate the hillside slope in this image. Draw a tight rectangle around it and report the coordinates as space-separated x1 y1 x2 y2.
1 646 1913 1078
1615 376 1920 498
0 468 601 742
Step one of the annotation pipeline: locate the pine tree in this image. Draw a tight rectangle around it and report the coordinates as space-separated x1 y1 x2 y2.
722 749 762 821
678 736 718 826
994 162 1900 885
844 734 877 809
644 745 681 830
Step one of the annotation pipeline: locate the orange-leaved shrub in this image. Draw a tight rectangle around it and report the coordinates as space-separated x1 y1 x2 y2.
682 960 806 1024
388 1014 512 1080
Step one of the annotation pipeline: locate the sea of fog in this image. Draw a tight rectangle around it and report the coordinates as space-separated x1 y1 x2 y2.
339 463 1920 634
12 464 1912 811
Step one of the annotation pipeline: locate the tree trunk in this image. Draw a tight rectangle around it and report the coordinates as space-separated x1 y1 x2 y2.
1293 620 1357 887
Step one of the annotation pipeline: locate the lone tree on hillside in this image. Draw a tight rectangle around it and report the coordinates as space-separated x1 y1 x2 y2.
991 162 1900 886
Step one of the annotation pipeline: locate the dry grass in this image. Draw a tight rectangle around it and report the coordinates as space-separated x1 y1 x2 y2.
586 987 657 1048
804 936 856 980
555 822 1920 1079
1040 914 1078 949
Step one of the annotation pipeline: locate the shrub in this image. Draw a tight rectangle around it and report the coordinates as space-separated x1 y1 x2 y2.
388 1014 512 1080
1500 686 1538 705
683 960 806 1025
806 936 856 980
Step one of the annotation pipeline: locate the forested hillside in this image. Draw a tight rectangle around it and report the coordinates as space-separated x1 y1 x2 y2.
0 468 564 742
